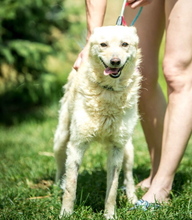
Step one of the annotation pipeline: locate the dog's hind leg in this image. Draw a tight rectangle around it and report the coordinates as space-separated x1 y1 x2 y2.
54 128 69 184
123 138 137 203
60 141 88 217
104 146 124 219
54 107 70 184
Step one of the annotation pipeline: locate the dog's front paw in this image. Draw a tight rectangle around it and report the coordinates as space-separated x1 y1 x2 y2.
126 190 137 204
59 207 73 219
104 213 115 220
104 210 116 220
129 194 138 204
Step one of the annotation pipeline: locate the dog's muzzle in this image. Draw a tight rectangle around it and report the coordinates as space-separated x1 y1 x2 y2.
100 57 128 78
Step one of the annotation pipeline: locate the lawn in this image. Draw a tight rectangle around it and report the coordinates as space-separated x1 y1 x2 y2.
0 83 192 220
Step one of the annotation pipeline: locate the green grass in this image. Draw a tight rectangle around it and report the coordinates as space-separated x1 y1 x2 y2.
0 98 192 220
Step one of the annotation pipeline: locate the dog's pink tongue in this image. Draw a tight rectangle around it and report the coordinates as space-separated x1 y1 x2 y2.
104 67 119 76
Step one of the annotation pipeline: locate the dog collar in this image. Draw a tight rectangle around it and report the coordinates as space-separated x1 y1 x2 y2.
96 82 115 91
102 85 114 91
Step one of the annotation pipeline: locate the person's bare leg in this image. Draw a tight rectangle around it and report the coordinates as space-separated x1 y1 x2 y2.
142 0 192 202
125 0 166 188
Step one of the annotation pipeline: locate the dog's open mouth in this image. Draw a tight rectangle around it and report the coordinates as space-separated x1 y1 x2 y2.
99 58 125 78
104 67 122 78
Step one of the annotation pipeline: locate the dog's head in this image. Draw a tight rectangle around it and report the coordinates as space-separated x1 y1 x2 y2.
88 26 140 79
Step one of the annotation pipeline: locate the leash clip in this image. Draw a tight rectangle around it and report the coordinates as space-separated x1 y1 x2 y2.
116 1 143 26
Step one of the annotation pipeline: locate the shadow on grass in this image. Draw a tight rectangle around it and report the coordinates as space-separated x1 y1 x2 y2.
133 165 150 185
173 171 191 196
0 82 63 126
58 166 150 212
76 169 107 212
75 168 149 212
0 104 47 126
35 166 190 215
75 166 189 211
0 95 61 126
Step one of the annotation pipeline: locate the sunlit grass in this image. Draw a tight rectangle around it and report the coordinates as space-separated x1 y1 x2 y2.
0 96 192 219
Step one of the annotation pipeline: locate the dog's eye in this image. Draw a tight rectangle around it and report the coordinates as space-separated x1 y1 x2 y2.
122 42 129 47
100 43 108 47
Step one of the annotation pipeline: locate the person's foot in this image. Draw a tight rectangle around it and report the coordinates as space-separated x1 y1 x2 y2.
142 184 171 203
130 185 170 211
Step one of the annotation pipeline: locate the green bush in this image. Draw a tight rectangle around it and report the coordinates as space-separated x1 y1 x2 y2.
0 0 72 108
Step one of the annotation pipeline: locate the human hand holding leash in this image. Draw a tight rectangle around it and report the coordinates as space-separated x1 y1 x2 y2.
127 0 152 9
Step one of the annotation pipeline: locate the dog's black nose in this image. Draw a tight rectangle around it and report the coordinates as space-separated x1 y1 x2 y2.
110 58 121 66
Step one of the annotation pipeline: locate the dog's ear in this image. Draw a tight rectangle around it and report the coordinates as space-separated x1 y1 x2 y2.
92 27 100 34
126 26 139 46
128 26 137 34
88 27 98 43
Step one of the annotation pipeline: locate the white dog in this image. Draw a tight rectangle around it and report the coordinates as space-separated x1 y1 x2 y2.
54 26 142 219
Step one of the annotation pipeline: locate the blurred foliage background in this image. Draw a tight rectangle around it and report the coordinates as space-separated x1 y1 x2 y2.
0 0 86 124
0 0 165 125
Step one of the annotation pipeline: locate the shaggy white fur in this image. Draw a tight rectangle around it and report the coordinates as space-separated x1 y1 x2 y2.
54 26 142 219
